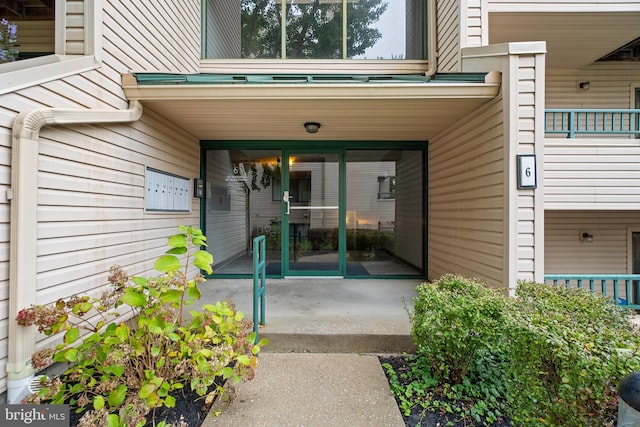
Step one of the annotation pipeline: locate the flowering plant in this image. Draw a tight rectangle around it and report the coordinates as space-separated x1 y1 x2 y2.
0 18 18 63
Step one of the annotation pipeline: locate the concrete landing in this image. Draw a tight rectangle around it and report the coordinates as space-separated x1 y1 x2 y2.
194 278 421 353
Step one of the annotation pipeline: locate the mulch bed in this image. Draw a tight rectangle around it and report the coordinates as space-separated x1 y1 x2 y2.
379 355 512 427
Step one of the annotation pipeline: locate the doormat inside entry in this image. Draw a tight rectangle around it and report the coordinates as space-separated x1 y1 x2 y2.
264 262 369 276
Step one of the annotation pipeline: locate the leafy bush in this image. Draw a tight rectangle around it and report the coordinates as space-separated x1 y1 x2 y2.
17 226 267 427
397 275 640 426
505 281 640 426
411 275 507 384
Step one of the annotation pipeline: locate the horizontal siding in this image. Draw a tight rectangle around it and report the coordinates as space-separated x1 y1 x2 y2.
66 0 85 54
545 210 640 274
205 150 249 266
429 97 505 287
545 62 640 209
437 0 461 72
12 21 55 54
0 0 203 394
103 0 200 73
546 63 640 109
545 141 640 209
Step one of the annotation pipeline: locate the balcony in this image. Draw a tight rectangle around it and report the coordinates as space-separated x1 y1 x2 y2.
544 274 640 309
545 109 640 139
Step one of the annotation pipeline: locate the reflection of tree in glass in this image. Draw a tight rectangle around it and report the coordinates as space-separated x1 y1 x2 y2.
241 0 387 59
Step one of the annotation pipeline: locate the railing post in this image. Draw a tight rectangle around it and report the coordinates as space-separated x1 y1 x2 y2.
253 235 266 344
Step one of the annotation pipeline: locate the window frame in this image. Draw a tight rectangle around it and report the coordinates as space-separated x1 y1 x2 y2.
0 0 102 95
201 0 428 62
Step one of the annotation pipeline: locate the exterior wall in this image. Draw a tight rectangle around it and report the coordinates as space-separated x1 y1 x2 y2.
545 139 640 210
0 0 202 395
429 96 505 286
66 0 86 54
546 63 640 110
206 151 250 266
436 0 462 72
544 62 640 210
437 0 488 72
545 210 640 274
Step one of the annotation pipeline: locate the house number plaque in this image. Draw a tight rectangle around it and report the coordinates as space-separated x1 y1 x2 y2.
517 155 537 189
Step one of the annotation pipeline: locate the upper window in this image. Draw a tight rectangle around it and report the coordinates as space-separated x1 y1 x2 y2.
203 0 425 60
0 0 55 64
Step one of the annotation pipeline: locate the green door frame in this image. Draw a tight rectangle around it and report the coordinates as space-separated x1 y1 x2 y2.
281 148 345 276
199 140 428 279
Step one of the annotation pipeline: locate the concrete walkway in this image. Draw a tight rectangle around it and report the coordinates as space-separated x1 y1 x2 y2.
195 278 421 427
203 353 406 427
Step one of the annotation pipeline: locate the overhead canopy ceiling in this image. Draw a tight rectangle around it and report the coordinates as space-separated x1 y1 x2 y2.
122 73 501 141
489 12 640 69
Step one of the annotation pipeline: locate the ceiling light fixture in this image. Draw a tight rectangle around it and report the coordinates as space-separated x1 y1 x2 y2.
304 122 321 134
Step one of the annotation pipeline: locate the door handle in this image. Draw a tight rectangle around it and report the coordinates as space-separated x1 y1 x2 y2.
283 190 290 214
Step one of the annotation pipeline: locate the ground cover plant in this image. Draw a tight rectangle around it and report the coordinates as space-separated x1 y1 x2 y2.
17 226 267 427
383 275 640 427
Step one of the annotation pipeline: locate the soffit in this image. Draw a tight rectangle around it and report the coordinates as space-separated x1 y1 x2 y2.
122 74 500 141
489 12 640 69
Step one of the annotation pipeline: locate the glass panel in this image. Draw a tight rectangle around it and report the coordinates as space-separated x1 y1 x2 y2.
285 1 343 59
205 149 282 275
349 0 423 59
287 153 340 272
203 0 425 60
346 150 423 275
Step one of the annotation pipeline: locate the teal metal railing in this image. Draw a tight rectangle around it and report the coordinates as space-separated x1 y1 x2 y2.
544 274 640 309
545 109 640 138
253 235 266 344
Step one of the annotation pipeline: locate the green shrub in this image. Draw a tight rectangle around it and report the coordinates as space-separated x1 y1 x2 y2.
505 281 640 427
411 274 507 384
17 225 267 426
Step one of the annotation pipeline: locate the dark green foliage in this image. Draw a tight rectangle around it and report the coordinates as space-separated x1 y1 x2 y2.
394 275 640 427
505 281 640 426
240 0 386 59
411 275 507 384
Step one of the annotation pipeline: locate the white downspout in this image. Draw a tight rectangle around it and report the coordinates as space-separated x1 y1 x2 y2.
7 101 143 403
426 0 438 76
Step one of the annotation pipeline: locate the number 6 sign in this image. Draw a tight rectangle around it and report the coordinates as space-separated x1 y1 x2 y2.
517 155 537 189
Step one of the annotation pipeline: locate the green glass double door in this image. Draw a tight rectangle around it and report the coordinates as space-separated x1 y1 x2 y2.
282 150 341 275
203 145 425 278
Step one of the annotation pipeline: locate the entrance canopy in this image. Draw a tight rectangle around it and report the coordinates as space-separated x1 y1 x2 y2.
121 72 501 141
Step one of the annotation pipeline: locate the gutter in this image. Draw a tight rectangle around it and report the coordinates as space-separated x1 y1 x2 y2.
6 100 143 403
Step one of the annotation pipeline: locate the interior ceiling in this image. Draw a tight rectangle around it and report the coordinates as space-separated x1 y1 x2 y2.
489 12 640 69
141 96 496 142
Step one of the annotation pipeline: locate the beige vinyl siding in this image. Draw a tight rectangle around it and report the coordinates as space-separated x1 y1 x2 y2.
66 0 85 54
103 1 201 73
436 0 461 72
395 152 424 268
462 0 486 48
545 141 640 209
206 151 250 266
0 0 203 394
429 97 505 287
546 63 640 110
545 63 640 209
545 210 640 274
514 54 541 281
13 21 55 55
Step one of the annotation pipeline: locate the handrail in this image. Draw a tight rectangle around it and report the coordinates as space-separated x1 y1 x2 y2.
545 109 640 138
253 235 266 344
544 274 640 309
